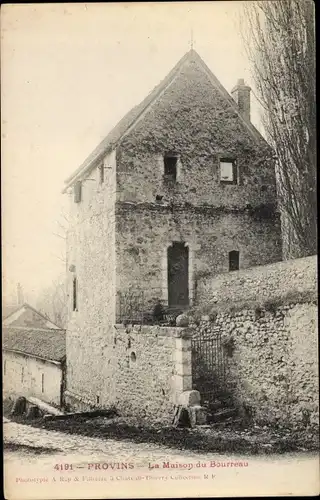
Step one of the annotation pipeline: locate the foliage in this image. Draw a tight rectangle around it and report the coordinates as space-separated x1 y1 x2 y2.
242 0 316 258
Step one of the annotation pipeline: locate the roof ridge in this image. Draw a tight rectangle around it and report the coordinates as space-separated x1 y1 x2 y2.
63 49 268 191
63 50 192 190
3 302 62 329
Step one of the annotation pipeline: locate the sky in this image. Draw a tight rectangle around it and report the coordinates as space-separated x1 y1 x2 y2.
1 1 262 305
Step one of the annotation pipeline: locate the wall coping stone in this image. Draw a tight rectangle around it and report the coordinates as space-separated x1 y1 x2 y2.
114 324 193 338
115 201 280 217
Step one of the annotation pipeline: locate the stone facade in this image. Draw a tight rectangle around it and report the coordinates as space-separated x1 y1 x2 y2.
65 326 192 423
116 204 281 309
64 49 282 415
66 150 117 402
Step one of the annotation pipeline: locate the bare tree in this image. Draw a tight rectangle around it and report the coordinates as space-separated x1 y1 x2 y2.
241 0 316 258
36 276 67 328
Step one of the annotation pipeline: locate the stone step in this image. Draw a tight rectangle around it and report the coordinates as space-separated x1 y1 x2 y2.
209 407 238 423
212 416 243 428
207 400 223 411
27 397 64 416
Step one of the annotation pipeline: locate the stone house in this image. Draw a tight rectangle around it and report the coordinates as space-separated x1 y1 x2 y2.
63 49 282 410
3 327 66 407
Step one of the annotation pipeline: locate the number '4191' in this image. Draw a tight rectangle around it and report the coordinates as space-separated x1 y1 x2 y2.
54 464 73 471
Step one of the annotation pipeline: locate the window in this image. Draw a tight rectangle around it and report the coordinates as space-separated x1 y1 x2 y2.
41 374 45 393
21 367 24 383
72 277 78 311
220 159 238 185
74 181 82 203
4 361 6 375
99 163 104 184
229 251 240 271
164 155 178 181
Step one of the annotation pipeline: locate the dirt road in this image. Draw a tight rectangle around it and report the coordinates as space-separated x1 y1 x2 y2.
4 419 319 499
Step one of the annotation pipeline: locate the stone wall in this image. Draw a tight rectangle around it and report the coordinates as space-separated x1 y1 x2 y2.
65 325 192 423
3 352 63 406
115 203 282 310
191 256 318 429
192 302 318 429
66 149 117 403
196 255 317 307
116 56 277 210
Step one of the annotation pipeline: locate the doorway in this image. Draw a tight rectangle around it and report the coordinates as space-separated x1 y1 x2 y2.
167 242 189 308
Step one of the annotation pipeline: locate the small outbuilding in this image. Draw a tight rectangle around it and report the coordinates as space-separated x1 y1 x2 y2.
3 327 66 407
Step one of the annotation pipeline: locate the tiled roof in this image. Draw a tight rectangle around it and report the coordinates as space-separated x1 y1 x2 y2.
63 49 267 191
2 327 66 363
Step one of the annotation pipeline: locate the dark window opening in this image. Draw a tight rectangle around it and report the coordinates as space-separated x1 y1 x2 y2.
96 395 100 404
229 251 240 271
21 367 24 383
164 155 178 181
220 159 238 185
4 361 6 375
72 277 78 311
99 164 104 184
41 373 44 393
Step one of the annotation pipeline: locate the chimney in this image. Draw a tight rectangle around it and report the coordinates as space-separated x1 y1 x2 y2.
17 282 24 305
231 78 251 122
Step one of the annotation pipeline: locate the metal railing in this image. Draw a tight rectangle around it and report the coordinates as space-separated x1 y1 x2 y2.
116 288 186 325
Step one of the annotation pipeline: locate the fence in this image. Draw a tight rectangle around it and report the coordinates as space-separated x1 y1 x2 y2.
191 330 227 405
116 288 186 325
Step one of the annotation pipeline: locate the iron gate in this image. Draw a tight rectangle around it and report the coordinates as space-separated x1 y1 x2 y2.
191 330 227 405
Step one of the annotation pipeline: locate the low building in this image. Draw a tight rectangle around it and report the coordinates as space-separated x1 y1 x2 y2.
3 327 66 407
3 303 61 330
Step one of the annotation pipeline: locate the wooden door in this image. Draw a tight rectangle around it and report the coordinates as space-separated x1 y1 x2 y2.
168 242 189 307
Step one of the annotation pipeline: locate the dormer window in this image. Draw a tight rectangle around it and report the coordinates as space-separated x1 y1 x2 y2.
164 154 178 181
220 159 238 185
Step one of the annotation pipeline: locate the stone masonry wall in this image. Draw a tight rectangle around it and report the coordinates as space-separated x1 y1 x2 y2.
3 351 63 406
114 53 282 312
115 203 282 309
65 325 192 423
192 302 318 429
66 150 117 405
116 56 277 210
196 255 317 307
111 325 177 422
191 256 318 429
